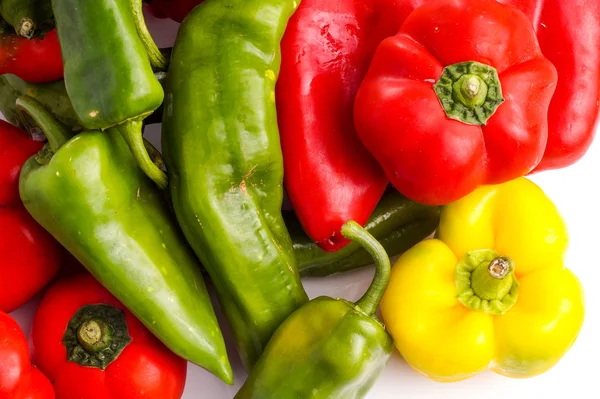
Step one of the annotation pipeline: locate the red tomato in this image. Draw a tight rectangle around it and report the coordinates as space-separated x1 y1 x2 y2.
32 274 187 399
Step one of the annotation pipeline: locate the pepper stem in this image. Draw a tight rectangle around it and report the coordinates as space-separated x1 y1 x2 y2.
63 304 132 370
15 96 73 153
17 18 35 39
131 0 168 71
341 220 391 316
455 249 519 315
117 120 168 189
433 61 504 126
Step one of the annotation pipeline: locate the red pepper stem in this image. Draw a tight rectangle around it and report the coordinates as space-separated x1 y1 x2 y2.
15 95 72 152
131 0 168 71
117 120 168 189
341 220 391 316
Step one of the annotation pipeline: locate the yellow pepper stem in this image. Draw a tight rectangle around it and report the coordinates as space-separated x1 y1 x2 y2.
455 249 519 315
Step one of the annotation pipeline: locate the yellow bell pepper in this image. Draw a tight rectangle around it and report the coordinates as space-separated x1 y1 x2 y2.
380 178 584 382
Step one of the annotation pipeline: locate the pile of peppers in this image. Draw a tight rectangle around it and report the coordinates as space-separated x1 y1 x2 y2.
0 0 597 398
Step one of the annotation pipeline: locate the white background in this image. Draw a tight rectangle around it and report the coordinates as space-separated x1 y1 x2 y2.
7 12 600 399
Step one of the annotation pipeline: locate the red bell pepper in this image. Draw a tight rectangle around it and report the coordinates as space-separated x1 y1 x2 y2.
32 274 187 399
355 0 557 205
0 29 63 83
277 0 417 252
0 311 54 399
145 0 205 23
0 120 62 312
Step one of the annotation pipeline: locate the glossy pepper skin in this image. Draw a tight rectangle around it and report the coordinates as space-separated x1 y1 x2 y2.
0 120 62 312
0 29 62 83
0 311 54 399
32 274 187 399
0 74 80 132
52 0 168 188
236 221 393 399
354 0 557 205
381 178 584 381
289 189 441 277
17 97 233 384
277 0 417 251
516 0 600 171
0 0 53 39
162 0 308 370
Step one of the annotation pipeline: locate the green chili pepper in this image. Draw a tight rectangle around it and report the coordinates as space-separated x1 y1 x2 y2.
0 0 53 39
162 0 308 370
52 0 167 188
236 221 394 399
17 96 233 384
0 74 81 132
289 189 441 277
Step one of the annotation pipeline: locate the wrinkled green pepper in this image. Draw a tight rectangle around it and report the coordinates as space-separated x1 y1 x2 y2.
17 96 233 384
0 73 166 132
0 74 80 131
0 0 53 38
236 221 394 399
290 189 441 277
162 0 308 370
52 0 167 188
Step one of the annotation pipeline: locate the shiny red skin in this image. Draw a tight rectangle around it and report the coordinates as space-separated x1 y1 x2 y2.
146 0 205 23
32 274 187 399
276 0 422 251
354 0 557 205
0 121 61 312
0 311 54 399
0 120 44 206
502 0 600 171
0 30 63 83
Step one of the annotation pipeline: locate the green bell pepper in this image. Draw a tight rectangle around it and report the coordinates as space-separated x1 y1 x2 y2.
290 189 441 277
236 221 394 398
162 0 308 370
17 96 233 384
52 0 167 188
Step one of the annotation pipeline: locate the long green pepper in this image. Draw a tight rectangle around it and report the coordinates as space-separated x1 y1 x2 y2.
51 0 167 188
162 0 308 370
236 221 394 398
18 96 233 384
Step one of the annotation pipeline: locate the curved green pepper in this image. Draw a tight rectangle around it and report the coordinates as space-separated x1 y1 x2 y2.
236 221 394 398
0 73 166 132
0 0 53 38
162 0 308 370
17 96 233 384
290 189 441 277
0 74 81 132
52 0 167 188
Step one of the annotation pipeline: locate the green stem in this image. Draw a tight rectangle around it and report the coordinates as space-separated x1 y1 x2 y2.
131 0 168 71
455 249 519 315
15 95 73 152
341 220 391 316
117 119 168 189
63 304 132 370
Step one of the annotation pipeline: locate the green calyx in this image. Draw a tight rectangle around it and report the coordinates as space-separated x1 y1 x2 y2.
455 249 519 315
63 304 132 370
433 61 504 126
